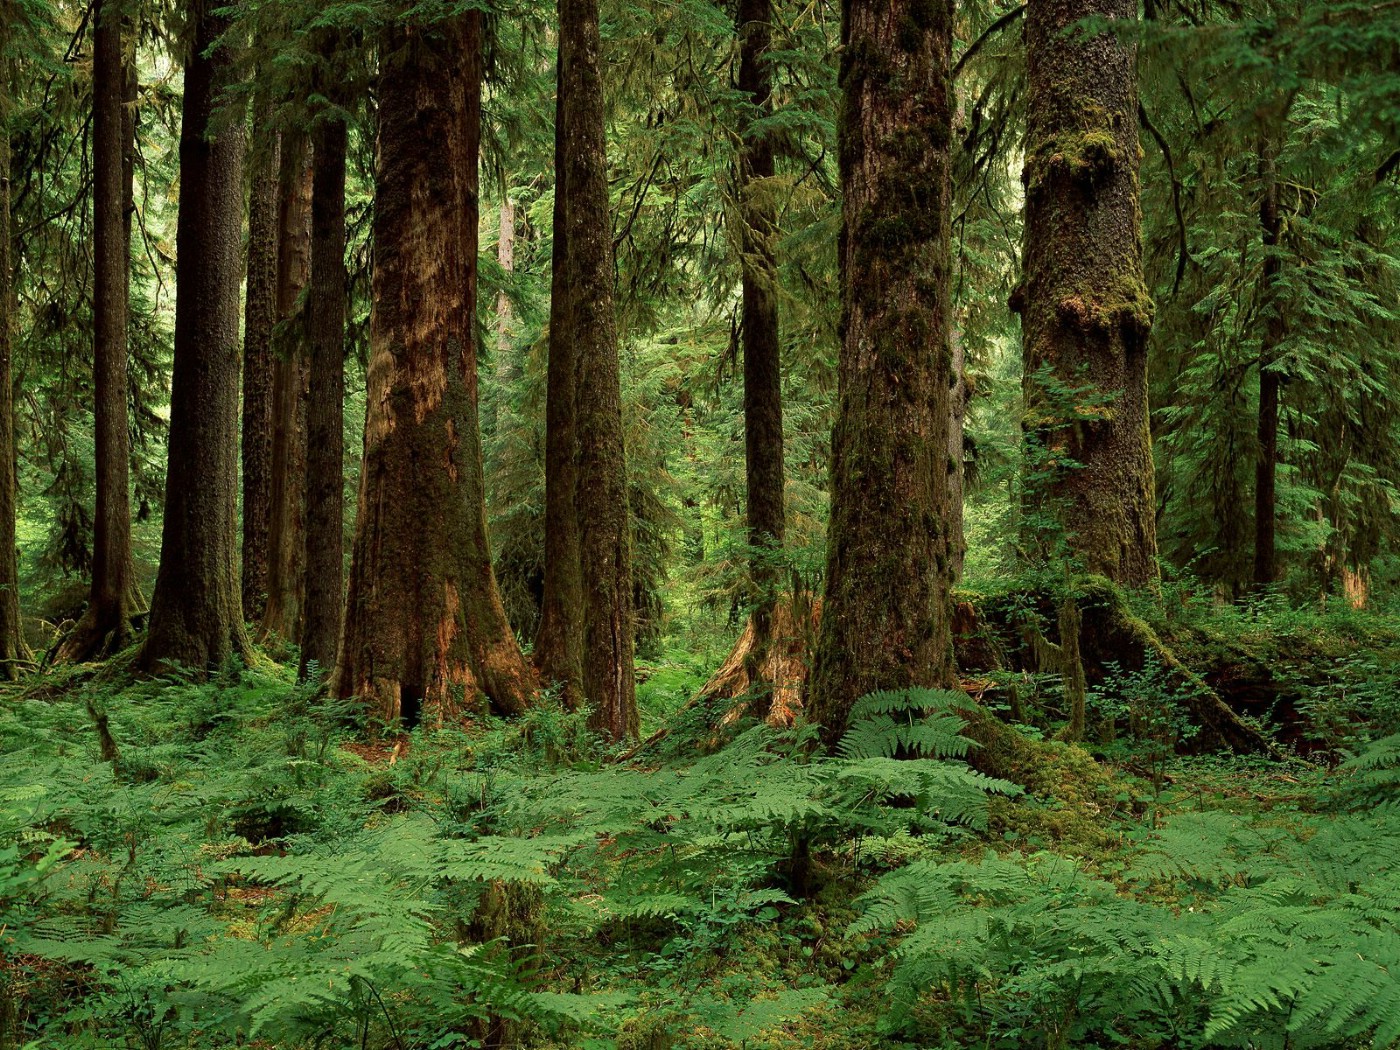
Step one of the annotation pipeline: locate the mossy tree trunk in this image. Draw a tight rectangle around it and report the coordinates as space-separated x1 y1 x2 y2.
56 0 140 662
557 0 639 740
949 329 968 583
139 0 250 674
805 0 957 751
1016 0 1158 589
241 98 279 625
260 131 311 646
299 68 348 681
738 0 787 714
1253 132 1285 592
333 12 534 725
536 58 586 709
0 72 28 679
702 0 790 726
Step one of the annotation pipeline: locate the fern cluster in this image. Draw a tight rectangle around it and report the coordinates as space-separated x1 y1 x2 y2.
3 668 1399 1049
852 757 1400 1049
0 675 1017 1047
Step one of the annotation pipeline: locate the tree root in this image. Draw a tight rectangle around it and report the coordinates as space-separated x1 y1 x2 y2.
957 578 1285 758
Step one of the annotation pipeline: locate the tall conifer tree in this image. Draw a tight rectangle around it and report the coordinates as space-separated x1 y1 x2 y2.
56 0 139 660
1016 0 1158 587
140 0 249 673
806 0 957 748
334 11 534 723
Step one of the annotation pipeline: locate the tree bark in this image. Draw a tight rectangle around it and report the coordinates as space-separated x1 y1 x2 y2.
1253 141 1282 591
56 0 139 661
805 0 957 750
1016 0 1158 589
949 329 968 583
496 195 515 348
536 49 586 708
299 110 347 680
260 131 311 645
139 0 249 674
560 0 639 740
0 80 28 678
241 97 279 624
333 12 534 725
738 0 786 675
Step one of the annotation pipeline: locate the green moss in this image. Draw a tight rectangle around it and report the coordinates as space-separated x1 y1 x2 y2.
616 1012 678 1050
1054 273 1155 338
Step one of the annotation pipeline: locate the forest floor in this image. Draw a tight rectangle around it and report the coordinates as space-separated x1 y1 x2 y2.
0 597 1398 1048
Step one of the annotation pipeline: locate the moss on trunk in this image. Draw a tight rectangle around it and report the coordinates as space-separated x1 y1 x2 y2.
536 43 586 709
333 13 534 725
806 0 958 750
558 0 639 741
1017 0 1159 588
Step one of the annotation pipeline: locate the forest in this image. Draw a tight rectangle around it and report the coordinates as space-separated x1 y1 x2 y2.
0 0 1398 1045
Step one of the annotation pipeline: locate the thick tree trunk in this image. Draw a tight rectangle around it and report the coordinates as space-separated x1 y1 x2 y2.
299 112 347 680
560 0 639 740
738 0 786 677
0 94 28 678
56 0 139 662
805 0 957 750
139 0 249 674
1016 0 1158 589
535 70 585 706
1253 142 1282 591
333 12 534 725
260 132 311 645
241 100 279 624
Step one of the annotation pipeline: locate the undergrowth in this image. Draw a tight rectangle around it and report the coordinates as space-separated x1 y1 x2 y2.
0 649 1396 1048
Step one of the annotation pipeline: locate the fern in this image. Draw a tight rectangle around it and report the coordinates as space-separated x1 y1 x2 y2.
839 687 973 760
854 805 1400 1048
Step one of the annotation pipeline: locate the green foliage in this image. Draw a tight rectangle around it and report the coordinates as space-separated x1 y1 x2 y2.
0 666 1026 1048
853 806 1400 1049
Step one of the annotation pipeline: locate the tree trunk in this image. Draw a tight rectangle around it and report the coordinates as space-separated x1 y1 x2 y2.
241 98 279 624
139 0 249 674
560 0 638 740
1016 0 1158 589
0 83 28 679
697 0 790 727
299 111 347 681
536 49 586 708
496 195 515 348
1253 141 1282 591
333 12 534 725
949 329 968 583
738 0 786 681
805 0 957 751
56 0 139 662
260 131 311 645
